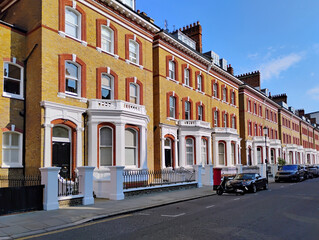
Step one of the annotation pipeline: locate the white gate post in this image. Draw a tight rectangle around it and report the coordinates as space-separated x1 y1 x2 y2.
202 164 213 186
77 166 95 205
109 166 125 200
40 167 60 211
236 164 243 174
193 165 202 188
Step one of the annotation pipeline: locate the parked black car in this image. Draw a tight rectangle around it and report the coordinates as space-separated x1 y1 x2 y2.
306 166 318 178
301 165 313 179
275 165 304 182
224 173 268 193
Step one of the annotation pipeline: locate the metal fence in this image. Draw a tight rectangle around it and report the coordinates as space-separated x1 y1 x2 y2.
123 168 196 190
58 175 80 197
0 175 41 188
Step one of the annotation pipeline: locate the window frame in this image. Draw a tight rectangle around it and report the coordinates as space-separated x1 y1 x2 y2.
125 128 138 167
197 75 202 91
128 39 139 64
201 138 208 165
65 60 81 97
184 68 190 86
99 126 113 167
65 6 81 39
2 131 23 168
198 105 203 121
101 25 114 54
2 62 24 99
213 83 218 98
129 82 139 104
169 96 176 118
185 101 191 120
100 73 114 100
218 142 226 166
169 60 176 80
186 138 195 166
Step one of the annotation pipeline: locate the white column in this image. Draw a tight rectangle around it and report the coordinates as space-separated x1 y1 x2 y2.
161 137 165 169
179 136 186 167
40 167 60 211
226 140 231 166
77 166 95 205
213 138 218 166
115 123 125 166
43 124 53 167
195 136 202 165
88 121 98 167
140 125 147 169
207 136 212 165
76 127 84 168
174 139 179 168
235 142 239 165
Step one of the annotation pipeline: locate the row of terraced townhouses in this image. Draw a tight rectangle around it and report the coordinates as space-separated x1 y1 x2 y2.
1 0 318 188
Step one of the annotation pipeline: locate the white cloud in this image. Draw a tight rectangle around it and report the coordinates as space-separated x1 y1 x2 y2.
260 53 303 81
247 53 258 59
307 87 319 100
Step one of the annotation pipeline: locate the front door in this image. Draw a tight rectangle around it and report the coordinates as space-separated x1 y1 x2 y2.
164 138 172 168
52 142 71 179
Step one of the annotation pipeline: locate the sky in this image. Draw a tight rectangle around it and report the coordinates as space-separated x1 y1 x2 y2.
136 0 319 113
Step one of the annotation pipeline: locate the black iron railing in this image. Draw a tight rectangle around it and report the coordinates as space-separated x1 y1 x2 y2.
0 175 41 188
58 175 80 197
123 168 196 190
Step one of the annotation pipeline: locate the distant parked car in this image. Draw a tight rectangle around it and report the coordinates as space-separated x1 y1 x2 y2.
227 173 268 193
275 165 305 182
300 165 313 179
306 166 318 178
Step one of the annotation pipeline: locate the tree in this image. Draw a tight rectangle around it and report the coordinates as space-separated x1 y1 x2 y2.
278 157 286 166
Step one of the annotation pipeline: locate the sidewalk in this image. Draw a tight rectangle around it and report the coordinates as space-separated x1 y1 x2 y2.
0 186 215 239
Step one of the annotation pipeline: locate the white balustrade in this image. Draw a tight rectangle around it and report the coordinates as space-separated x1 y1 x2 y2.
178 120 210 128
212 127 238 134
89 100 146 115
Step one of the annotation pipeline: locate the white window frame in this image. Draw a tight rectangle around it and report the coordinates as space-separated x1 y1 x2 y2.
213 83 218 98
201 138 207 165
214 111 218 127
125 128 138 167
218 142 225 165
169 96 176 118
99 127 113 167
129 83 139 104
185 101 191 120
169 60 175 80
224 113 228 127
186 138 194 166
231 92 235 105
65 61 81 97
231 143 235 165
101 25 114 54
197 75 202 91
129 39 139 64
232 116 236 129
184 68 190 86
101 73 114 100
198 105 203 121
2 131 23 168
3 62 24 99
65 6 81 39
223 88 227 101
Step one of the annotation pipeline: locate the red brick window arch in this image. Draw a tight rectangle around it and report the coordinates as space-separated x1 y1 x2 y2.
126 77 143 105
96 67 118 100
196 102 205 121
58 54 86 98
96 19 118 54
166 56 179 81
166 91 180 119
59 0 86 41
182 97 193 120
125 34 143 65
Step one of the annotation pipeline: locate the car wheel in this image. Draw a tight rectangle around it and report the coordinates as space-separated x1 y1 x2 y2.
263 182 268 190
251 184 257 193
217 188 223 195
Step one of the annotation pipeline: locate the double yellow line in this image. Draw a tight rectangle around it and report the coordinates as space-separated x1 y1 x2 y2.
18 214 132 240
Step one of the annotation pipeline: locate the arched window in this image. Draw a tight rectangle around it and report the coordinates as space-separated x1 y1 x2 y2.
65 61 80 96
3 62 23 98
65 7 81 39
101 73 113 100
129 40 139 64
201 138 207 165
185 101 191 120
125 128 137 166
169 60 175 80
218 142 225 165
100 127 113 167
184 68 190 86
129 83 139 104
2 131 22 167
186 138 194 165
101 26 114 53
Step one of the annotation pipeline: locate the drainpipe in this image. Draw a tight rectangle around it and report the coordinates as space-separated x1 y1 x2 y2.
22 44 38 176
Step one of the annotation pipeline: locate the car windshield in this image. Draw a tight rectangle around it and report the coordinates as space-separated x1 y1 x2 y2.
234 173 255 180
282 165 298 171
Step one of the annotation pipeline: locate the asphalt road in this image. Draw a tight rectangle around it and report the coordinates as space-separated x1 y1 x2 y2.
25 178 319 240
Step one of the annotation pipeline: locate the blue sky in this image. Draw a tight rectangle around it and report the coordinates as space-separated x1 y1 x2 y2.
137 0 319 113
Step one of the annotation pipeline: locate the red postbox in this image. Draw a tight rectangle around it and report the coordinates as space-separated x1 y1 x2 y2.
213 168 222 190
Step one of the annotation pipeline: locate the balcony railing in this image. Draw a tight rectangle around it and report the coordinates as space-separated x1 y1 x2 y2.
212 127 238 134
178 120 211 128
88 99 146 115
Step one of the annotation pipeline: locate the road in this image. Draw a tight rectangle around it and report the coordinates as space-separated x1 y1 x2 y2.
24 178 319 240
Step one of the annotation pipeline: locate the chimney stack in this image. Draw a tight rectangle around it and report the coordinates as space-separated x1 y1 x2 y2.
181 21 202 53
236 71 261 89
227 64 234 75
271 94 288 104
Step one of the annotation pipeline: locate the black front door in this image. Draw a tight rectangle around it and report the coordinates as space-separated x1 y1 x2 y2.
52 142 71 179
165 149 172 167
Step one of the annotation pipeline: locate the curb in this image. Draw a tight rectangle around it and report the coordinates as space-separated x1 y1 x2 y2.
7 192 216 239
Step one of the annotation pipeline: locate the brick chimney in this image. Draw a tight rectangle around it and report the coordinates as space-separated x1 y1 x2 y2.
181 21 202 53
227 64 234 75
271 94 288 104
295 109 305 117
236 71 260 88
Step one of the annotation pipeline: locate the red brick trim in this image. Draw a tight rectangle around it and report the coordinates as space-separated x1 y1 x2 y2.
166 92 179 119
58 54 86 97
125 124 141 168
196 102 205 121
51 119 77 175
3 58 24 67
185 135 196 165
59 0 87 41
182 97 193 120
1 127 24 133
166 56 179 81
181 64 193 87
164 134 176 168
195 71 204 92
96 19 118 55
125 34 143 65
125 77 143 105
97 123 116 168
96 67 118 99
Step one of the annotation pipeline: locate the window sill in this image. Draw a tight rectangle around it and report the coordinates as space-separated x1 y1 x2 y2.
195 90 205 95
57 92 87 103
166 117 178 122
125 59 144 69
1 163 23 168
182 84 193 89
211 96 220 101
166 77 179 84
2 92 24 100
96 47 119 59
58 31 87 46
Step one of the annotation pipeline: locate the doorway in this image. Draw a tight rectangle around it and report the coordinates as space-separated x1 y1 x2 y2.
164 138 172 168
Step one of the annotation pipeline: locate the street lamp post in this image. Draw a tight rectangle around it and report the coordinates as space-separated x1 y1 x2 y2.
263 126 268 182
